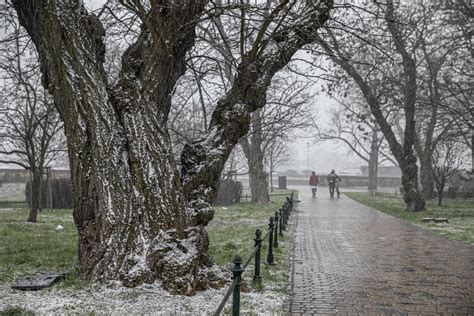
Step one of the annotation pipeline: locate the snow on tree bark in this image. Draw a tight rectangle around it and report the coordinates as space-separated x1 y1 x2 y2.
13 0 333 292
13 0 217 294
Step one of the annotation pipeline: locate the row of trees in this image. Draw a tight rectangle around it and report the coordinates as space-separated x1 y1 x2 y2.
313 0 471 208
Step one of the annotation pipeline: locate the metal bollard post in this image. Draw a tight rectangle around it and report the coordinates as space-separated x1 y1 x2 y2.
273 211 279 248
253 229 262 284
279 208 284 236
287 196 293 212
232 255 243 316
267 217 275 265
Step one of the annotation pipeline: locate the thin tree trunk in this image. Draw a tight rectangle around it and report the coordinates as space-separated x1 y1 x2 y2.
27 170 41 223
471 132 474 173
368 128 378 192
437 182 445 206
419 154 434 199
241 111 270 203
270 150 274 193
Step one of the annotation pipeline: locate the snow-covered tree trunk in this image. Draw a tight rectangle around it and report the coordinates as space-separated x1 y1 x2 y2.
14 0 333 293
13 0 216 294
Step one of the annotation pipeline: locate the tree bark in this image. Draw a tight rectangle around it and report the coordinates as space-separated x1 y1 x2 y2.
14 0 333 292
27 169 41 223
13 0 218 294
419 154 434 199
241 111 270 203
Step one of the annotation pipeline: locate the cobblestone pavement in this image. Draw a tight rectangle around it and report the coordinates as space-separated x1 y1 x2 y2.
288 187 474 315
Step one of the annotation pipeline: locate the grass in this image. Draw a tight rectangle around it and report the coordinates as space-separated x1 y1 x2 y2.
0 208 80 286
0 201 27 209
208 191 295 294
0 306 35 316
0 190 296 297
345 192 474 245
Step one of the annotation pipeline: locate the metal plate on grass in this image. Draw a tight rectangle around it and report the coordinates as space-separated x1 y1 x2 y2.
11 272 67 290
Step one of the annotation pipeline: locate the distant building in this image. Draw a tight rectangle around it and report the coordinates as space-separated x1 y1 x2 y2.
0 168 70 184
360 165 401 177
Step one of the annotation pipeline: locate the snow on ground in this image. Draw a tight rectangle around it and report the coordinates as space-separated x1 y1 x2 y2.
0 280 287 315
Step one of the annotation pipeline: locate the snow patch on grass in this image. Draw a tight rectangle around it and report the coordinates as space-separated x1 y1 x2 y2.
0 280 286 314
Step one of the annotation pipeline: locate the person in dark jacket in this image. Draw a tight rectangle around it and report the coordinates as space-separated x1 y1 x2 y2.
309 171 320 198
327 169 341 198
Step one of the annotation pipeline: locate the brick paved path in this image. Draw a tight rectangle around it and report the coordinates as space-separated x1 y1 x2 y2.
289 187 474 315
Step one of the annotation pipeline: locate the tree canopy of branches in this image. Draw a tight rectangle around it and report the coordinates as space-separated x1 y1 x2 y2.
312 0 471 210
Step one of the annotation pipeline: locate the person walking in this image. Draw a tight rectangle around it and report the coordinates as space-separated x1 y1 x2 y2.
309 171 320 198
327 169 341 198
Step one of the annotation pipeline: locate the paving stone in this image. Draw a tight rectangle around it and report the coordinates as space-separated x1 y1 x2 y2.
288 188 474 314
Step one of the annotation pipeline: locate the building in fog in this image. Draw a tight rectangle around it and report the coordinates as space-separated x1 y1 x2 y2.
360 165 401 177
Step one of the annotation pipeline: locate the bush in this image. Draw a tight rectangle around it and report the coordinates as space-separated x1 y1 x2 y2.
213 179 242 206
25 178 73 209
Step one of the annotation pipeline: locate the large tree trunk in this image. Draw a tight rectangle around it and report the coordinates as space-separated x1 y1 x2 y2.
14 0 216 294
15 0 333 292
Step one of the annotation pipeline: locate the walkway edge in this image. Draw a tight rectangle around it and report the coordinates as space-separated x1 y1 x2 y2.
285 197 300 314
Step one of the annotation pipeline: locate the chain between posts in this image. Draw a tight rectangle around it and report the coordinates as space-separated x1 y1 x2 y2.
213 192 295 316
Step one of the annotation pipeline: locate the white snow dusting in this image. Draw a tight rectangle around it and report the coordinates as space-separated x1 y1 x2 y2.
0 280 287 315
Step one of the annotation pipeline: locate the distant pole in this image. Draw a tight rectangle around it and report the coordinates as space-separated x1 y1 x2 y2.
306 142 310 170
47 167 52 211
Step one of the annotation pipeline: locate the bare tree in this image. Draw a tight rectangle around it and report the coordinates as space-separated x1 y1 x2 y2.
12 0 333 293
0 10 64 222
313 1 431 211
411 2 470 199
317 96 399 191
432 141 465 206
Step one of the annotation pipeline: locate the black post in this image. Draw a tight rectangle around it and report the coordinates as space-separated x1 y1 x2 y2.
273 211 279 248
253 229 262 285
267 217 275 265
283 204 289 225
232 255 243 316
279 208 284 236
